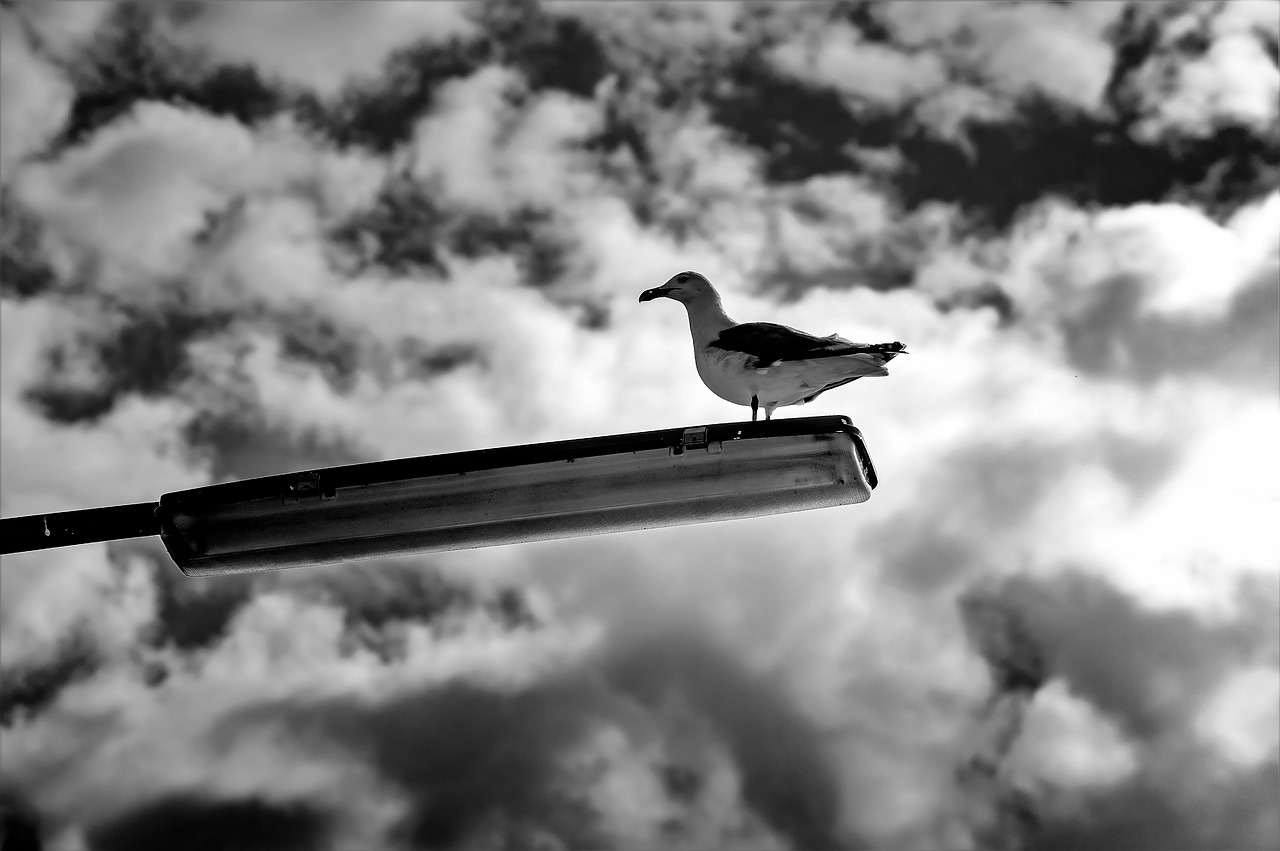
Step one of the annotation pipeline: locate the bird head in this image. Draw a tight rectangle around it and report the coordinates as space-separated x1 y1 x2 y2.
638 271 717 305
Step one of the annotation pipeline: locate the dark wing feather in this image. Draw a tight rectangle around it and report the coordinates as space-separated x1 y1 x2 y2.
709 323 907 368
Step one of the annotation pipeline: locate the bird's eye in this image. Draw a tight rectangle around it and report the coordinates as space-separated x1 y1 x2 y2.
676 274 689 283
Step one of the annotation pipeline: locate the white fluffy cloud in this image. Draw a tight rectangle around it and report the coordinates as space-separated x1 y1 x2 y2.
1008 680 1139 790
1091 195 1280 319
167 0 477 98
769 22 949 109
1194 665 1280 768
1127 0 1280 141
759 0 1130 152
772 0 1121 118
12 101 385 295
410 65 604 217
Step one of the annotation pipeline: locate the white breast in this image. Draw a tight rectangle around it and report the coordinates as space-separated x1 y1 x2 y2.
694 345 863 409
693 346 758 405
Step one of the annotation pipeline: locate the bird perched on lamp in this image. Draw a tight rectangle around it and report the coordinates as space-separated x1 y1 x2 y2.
640 271 906 422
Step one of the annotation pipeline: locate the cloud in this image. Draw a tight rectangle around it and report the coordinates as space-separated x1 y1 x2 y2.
1123 0 1280 141
2 4 1278 850
973 571 1270 741
769 22 949 110
953 191 1280 392
860 1 1122 124
6 563 812 849
1036 759 1280 851
0 297 207 670
168 0 477 99
86 794 331 851
1006 680 1138 790
0 782 43 851
960 568 1280 850
259 640 800 848
1194 665 1280 769
9 0 113 61
1091 197 1277 319
12 101 384 293
936 1 1121 112
2 583 552 847
0 9 75 183
13 103 255 286
769 0 1121 123
409 65 603 218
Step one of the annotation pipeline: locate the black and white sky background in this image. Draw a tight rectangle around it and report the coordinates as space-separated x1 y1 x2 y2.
1 2 1278 849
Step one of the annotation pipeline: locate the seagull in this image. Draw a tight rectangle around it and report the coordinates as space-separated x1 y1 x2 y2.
639 271 907 421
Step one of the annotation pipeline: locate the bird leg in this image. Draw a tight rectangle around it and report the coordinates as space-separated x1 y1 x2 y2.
751 395 759 422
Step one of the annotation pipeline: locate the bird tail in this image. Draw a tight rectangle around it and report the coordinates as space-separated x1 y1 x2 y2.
795 343 905 401
853 341 908 358
822 336 907 355
830 340 907 370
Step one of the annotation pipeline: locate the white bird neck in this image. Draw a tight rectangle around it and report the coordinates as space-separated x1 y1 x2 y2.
683 294 735 346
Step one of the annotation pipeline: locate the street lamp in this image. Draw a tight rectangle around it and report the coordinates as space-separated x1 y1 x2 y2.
1 416 878 576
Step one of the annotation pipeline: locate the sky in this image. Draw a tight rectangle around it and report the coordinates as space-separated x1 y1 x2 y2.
0 1 1277 849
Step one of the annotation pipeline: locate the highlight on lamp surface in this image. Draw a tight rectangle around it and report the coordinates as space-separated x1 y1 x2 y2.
0 416 878 576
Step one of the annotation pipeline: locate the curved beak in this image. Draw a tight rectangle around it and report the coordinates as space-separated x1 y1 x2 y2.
639 287 672 303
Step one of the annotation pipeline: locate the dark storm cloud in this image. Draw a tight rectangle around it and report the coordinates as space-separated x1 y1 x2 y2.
298 0 608 155
143 555 255 653
726 74 1278 234
210 625 840 849
967 569 1272 741
22 301 231 426
320 681 614 849
278 306 495 401
17 0 1280 245
294 0 1280 256
710 57 882 185
0 632 98 726
0 784 43 851
1035 759 1280 851
604 628 846 850
330 174 576 287
327 176 451 276
705 1 1280 233
957 568 1280 851
1061 267 1280 389
86 793 330 851
0 188 57 300
277 310 365 393
960 591 1047 697
143 541 539 658
956 578 1051 851
180 409 367 483
955 696 1042 851
56 2 282 149
295 36 486 155
292 559 538 644
220 676 620 849
447 208 576 289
